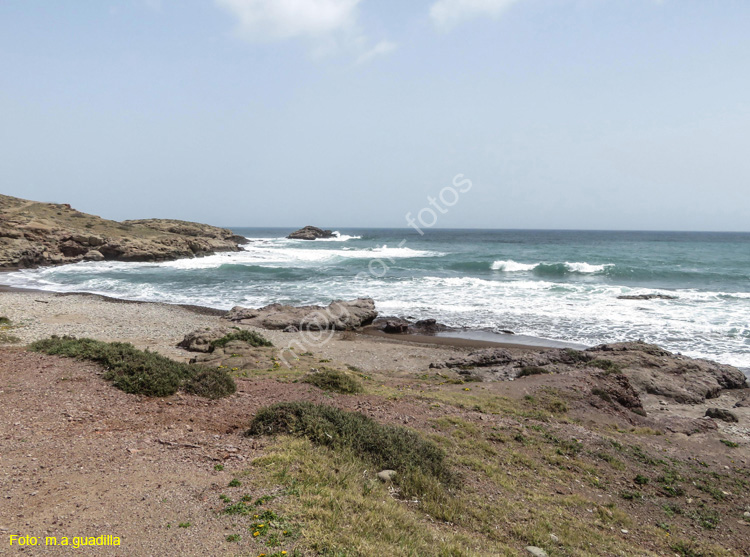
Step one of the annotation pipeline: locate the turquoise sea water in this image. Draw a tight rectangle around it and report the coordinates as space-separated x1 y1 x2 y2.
4 229 749 370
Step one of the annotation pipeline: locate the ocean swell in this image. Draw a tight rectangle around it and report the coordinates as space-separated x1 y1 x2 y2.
491 259 612 275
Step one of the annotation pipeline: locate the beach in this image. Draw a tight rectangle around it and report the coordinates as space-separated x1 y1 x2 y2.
2 287 750 555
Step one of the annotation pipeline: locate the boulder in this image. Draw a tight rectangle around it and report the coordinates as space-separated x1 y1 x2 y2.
705 408 739 423
287 226 336 240
377 470 397 482
225 298 377 331
371 316 450 335
83 249 104 261
383 320 409 334
177 327 230 353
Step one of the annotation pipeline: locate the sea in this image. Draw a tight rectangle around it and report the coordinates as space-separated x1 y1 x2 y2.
3 228 749 372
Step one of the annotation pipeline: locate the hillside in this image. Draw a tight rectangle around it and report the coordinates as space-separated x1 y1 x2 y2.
0 194 246 269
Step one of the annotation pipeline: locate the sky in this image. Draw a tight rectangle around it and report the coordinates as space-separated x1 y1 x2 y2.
1 0 749 231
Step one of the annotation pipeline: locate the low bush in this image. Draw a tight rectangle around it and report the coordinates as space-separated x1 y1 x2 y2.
302 369 363 394
210 329 272 350
246 401 456 494
30 336 235 399
517 366 549 377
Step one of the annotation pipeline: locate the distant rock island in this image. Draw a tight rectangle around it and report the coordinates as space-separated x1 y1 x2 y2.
617 294 678 301
287 225 335 240
0 194 247 269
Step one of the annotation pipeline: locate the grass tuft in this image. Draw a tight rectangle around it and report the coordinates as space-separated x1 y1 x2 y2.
29 336 235 398
0 316 21 344
589 359 623 374
302 369 363 394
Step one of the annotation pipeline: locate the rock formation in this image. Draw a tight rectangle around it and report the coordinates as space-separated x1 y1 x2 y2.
371 316 450 335
225 298 377 331
429 341 748 413
0 194 246 268
286 226 336 240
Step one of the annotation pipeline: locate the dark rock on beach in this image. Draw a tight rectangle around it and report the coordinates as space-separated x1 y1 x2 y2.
372 316 450 335
382 320 409 334
225 298 377 331
0 194 245 269
287 226 336 240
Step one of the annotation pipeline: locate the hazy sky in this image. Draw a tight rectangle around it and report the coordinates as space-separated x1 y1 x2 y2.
1 1 749 231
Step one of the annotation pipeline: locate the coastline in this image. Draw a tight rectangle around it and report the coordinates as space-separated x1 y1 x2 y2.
2 274 750 556
0 281 557 353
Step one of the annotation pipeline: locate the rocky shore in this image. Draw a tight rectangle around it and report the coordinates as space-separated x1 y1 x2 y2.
0 194 247 269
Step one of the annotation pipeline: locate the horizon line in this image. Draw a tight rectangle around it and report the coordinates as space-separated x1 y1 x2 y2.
223 225 750 234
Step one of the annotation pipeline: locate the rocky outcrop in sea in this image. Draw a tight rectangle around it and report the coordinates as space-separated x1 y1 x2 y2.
286 226 336 240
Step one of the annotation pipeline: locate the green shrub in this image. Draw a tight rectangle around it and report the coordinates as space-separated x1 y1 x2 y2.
589 359 623 374
302 369 363 394
563 348 591 363
184 367 237 399
246 401 455 494
29 336 235 399
210 329 272 350
517 366 549 377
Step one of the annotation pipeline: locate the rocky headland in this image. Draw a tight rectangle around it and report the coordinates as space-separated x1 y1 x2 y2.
0 194 247 269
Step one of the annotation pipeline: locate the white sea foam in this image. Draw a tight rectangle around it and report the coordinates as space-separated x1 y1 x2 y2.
491 260 613 274
491 260 537 271
313 231 362 242
564 262 613 273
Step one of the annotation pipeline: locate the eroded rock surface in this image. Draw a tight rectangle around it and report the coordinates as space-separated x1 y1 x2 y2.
429 342 748 416
225 298 377 331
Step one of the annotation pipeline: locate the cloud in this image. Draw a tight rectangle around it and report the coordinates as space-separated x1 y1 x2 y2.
216 0 361 41
355 40 397 65
429 0 520 29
